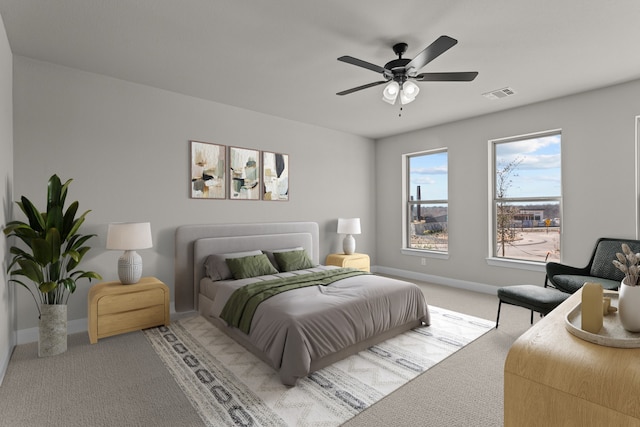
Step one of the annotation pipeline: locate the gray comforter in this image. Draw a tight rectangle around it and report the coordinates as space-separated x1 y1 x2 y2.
209 266 430 385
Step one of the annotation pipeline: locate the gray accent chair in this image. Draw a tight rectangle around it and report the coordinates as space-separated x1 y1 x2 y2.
545 237 640 293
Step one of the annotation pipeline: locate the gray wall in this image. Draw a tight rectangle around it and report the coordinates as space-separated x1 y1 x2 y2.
0 13 14 382
376 80 640 289
7 43 640 340
12 56 375 332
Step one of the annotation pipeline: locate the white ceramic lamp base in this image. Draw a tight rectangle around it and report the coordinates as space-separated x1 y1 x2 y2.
118 250 143 284
343 234 356 255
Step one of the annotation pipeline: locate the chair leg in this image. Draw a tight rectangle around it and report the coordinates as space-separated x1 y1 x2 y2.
496 300 502 329
530 310 534 325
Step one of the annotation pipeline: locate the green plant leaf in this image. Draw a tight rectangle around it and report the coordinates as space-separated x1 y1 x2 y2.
47 175 62 209
38 281 58 293
9 278 43 315
66 233 94 252
46 228 61 262
19 196 45 233
65 250 80 269
3 220 31 235
60 278 76 294
49 260 61 282
66 247 90 271
9 246 30 257
59 178 72 210
62 201 79 239
66 210 91 238
15 259 44 283
72 271 102 281
31 237 52 265
46 205 64 235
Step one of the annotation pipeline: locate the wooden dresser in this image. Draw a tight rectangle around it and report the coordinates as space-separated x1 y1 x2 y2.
88 276 170 344
325 253 370 272
504 290 640 426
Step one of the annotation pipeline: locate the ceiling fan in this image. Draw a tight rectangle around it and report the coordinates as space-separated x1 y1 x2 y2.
337 35 478 105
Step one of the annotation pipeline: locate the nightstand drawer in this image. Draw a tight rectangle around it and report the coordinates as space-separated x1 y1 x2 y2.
98 304 166 337
98 288 165 315
343 257 369 270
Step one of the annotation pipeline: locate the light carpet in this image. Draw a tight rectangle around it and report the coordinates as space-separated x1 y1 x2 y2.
143 306 493 427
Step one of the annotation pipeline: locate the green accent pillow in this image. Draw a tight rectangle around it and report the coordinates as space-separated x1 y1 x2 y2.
225 254 278 280
274 249 315 272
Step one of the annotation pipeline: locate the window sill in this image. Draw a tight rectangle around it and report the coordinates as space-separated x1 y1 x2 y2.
486 257 546 273
401 248 449 260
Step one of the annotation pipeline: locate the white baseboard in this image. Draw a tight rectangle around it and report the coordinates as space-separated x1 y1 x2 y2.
16 302 177 345
17 317 87 345
373 265 499 296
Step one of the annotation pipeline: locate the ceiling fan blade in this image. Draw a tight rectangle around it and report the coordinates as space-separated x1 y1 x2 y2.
338 56 388 74
415 71 479 82
337 80 388 96
406 35 458 72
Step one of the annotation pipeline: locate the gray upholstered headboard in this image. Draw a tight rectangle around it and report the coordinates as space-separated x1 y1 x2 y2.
174 222 320 312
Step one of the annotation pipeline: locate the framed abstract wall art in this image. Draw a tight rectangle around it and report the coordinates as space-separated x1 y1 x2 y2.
190 140 226 199
262 151 289 201
229 146 260 200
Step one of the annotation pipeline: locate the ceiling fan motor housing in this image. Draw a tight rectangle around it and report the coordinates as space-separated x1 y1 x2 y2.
386 44 413 83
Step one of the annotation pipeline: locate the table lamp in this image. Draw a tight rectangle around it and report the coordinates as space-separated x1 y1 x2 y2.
337 218 361 255
106 222 153 284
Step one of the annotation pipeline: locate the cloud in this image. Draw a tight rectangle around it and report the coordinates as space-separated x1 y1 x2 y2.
496 135 561 171
410 165 448 175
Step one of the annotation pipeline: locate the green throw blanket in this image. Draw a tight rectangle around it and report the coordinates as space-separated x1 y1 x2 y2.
220 268 369 334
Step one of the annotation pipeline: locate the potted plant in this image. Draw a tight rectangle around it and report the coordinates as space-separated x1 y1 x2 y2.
613 243 640 332
3 174 102 356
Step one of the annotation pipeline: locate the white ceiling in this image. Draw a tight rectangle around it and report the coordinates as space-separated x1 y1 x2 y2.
1 0 640 139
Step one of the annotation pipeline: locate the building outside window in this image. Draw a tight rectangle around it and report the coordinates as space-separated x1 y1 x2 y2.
406 149 448 253
491 130 562 262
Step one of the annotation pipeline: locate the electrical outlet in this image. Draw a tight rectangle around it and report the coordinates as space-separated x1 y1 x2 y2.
421 258 426 266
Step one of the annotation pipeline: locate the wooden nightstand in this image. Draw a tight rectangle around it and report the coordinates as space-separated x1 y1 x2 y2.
325 253 370 272
88 276 170 344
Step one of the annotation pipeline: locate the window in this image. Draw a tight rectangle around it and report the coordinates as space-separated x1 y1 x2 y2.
491 130 561 263
405 149 448 252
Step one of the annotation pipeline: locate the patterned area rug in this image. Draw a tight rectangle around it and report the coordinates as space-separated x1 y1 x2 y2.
144 306 493 427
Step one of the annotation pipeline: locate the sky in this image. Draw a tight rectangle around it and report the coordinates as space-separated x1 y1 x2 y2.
408 133 561 202
409 150 448 201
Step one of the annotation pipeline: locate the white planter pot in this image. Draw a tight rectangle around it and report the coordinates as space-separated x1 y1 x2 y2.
618 281 640 332
39 304 67 357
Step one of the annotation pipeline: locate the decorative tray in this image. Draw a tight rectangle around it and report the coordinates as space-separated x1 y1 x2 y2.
565 291 640 348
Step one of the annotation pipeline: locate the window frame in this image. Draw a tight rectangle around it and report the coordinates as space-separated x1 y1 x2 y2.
402 148 449 258
488 129 562 267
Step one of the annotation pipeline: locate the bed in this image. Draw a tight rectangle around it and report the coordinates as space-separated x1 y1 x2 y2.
175 222 429 385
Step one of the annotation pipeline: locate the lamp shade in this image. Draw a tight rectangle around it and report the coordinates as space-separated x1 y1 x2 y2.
106 222 153 250
337 218 361 235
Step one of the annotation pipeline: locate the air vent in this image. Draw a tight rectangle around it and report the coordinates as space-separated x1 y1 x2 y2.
482 87 516 100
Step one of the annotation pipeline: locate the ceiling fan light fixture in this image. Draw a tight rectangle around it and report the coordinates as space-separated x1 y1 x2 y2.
400 81 420 105
382 81 400 104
